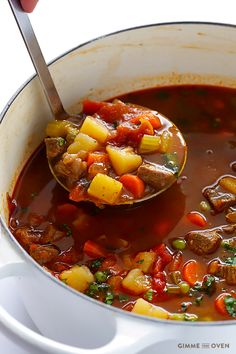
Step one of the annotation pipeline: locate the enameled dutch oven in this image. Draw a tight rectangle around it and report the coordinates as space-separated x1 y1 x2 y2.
1 23 236 354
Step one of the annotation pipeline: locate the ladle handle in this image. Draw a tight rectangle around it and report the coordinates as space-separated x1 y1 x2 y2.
8 0 66 119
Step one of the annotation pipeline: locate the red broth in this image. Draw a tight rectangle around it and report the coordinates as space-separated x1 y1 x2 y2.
9 85 236 321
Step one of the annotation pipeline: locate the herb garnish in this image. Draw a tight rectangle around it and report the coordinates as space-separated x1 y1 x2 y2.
90 258 104 270
221 240 236 254
194 295 203 306
105 292 114 305
144 290 154 302
224 256 236 265
62 223 72 236
136 259 144 264
58 137 65 147
224 295 236 317
118 294 129 303
193 275 216 296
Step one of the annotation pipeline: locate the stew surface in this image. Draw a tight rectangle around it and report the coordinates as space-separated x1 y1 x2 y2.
9 85 236 321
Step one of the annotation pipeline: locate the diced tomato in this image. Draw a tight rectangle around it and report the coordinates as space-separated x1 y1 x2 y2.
112 119 154 147
56 204 79 222
82 99 105 115
152 243 173 267
152 256 163 273
100 256 123 275
69 184 87 202
152 272 166 294
186 211 207 227
83 240 108 258
107 275 123 291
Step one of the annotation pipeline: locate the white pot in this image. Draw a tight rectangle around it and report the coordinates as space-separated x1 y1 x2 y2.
0 23 236 354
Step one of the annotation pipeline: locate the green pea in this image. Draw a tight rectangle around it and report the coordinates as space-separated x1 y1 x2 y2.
94 271 109 283
179 281 190 294
199 201 211 212
172 238 186 250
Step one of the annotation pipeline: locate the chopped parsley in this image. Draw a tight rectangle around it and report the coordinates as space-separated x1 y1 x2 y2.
144 290 154 302
224 256 236 265
222 240 236 254
86 282 110 299
104 292 114 305
118 294 129 303
194 295 203 306
181 302 190 312
224 295 236 317
62 223 72 236
193 275 216 296
90 258 104 270
58 137 65 147
136 259 144 264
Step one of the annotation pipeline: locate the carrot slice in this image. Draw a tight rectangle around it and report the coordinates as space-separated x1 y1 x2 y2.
186 211 207 227
182 260 201 286
83 240 108 258
131 113 162 129
119 174 145 199
87 152 109 167
214 293 232 316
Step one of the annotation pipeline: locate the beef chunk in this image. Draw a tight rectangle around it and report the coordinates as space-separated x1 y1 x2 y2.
15 227 41 249
29 244 59 265
203 185 236 213
40 224 65 244
185 229 222 255
54 153 87 185
218 264 236 285
45 137 66 159
137 163 174 190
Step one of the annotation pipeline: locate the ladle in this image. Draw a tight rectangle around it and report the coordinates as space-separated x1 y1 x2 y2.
8 0 187 206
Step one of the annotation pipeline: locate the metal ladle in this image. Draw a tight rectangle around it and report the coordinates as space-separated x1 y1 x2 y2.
8 0 187 205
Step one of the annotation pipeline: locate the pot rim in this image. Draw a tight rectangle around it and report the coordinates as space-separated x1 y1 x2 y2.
1 21 236 327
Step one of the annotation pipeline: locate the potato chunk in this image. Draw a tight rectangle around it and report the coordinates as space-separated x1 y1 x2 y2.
60 265 94 292
80 116 110 143
46 120 70 137
87 173 123 204
106 145 142 175
132 298 169 319
67 133 99 154
133 252 157 273
122 268 151 295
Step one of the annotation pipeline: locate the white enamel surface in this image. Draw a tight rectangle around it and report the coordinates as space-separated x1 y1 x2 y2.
1 23 236 353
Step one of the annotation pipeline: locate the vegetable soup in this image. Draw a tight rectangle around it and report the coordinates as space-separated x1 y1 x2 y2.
9 85 236 321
